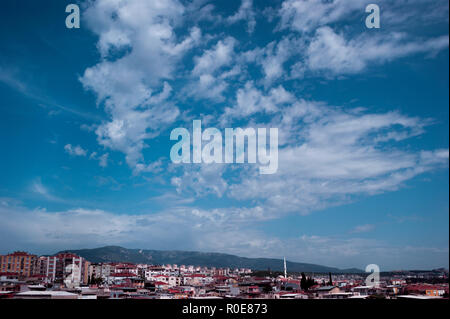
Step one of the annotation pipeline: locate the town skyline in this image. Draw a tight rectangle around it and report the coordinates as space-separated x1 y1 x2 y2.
0 245 447 273
1 249 448 299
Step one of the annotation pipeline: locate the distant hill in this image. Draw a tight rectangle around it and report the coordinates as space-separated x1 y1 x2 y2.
57 246 363 274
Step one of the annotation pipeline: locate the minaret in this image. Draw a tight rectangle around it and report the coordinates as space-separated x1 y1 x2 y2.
283 257 287 279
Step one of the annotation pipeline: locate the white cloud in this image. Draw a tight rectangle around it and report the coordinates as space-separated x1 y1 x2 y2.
134 158 164 175
351 224 376 233
242 37 302 86
30 178 62 202
278 0 449 33
171 164 229 198
98 153 109 168
278 0 364 33
221 97 448 215
149 193 195 206
188 37 238 101
0 67 99 121
185 1 224 25
78 0 449 172
273 1 449 78
227 0 257 34
259 37 296 85
305 27 449 76
64 144 87 157
193 37 236 76
221 81 294 123
80 0 200 170
89 152 109 168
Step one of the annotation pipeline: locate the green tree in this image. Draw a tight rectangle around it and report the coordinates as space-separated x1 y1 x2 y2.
300 272 316 291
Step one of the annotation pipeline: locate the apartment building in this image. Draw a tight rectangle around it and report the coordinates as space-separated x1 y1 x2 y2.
55 253 90 286
35 253 90 286
0 251 38 277
38 256 58 283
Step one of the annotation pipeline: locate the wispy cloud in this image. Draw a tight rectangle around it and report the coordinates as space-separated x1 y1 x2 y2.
90 152 109 168
351 224 376 234
30 178 63 202
227 0 256 34
0 201 447 269
0 67 101 121
304 27 449 77
278 0 449 33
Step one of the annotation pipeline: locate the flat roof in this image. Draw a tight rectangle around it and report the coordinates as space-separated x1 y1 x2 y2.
397 295 443 299
16 291 78 296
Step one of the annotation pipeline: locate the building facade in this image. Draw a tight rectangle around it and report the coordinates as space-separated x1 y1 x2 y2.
0 251 38 277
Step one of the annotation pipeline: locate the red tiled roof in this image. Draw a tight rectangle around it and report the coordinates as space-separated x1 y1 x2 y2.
110 273 136 277
168 289 181 293
0 272 19 276
117 264 136 268
111 284 134 288
55 252 80 259
405 284 447 292
5 251 35 257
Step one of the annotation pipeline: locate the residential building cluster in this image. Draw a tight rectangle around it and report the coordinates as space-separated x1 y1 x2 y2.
0 251 448 299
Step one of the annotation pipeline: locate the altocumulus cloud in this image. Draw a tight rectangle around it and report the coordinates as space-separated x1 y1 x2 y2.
78 0 448 177
75 0 448 242
80 0 201 170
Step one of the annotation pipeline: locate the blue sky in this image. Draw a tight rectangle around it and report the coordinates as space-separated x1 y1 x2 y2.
0 0 448 270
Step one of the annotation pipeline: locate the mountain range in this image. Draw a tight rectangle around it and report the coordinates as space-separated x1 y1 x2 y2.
57 246 363 274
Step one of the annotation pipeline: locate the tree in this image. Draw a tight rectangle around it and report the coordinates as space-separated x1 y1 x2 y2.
300 272 315 291
89 276 103 285
300 273 307 290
